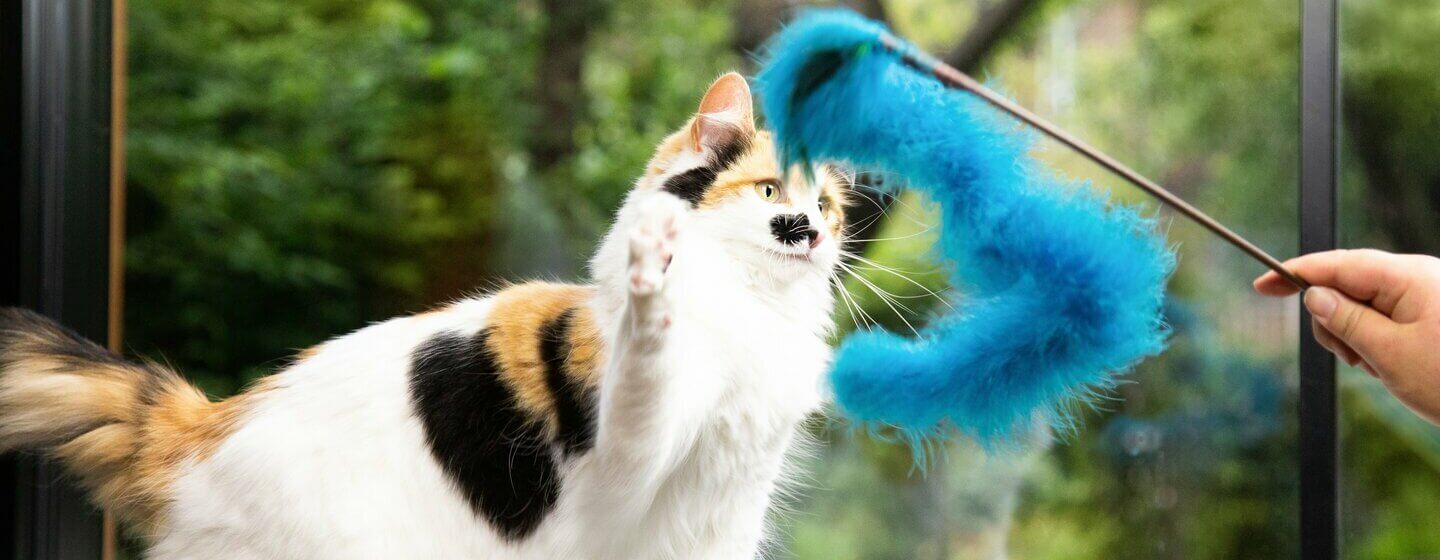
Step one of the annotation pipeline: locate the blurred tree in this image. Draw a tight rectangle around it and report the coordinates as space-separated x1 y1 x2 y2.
1340 0 1440 255
944 0 1037 72
533 0 611 170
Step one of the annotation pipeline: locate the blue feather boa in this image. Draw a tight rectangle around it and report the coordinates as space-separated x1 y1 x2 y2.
758 10 1176 445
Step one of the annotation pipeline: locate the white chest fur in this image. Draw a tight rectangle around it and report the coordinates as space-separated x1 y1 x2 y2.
537 291 828 559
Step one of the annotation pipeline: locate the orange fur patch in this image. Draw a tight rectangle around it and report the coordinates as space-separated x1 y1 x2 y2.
483 283 604 433
646 126 694 179
295 345 324 362
83 373 278 536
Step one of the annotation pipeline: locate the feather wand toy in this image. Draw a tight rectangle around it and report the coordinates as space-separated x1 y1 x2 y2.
758 10 1303 447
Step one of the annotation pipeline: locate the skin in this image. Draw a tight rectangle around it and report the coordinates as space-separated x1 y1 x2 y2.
1253 249 1440 426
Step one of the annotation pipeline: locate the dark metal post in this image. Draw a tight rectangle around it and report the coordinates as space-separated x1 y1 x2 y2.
0 0 20 552
1300 0 1340 557
2 0 116 557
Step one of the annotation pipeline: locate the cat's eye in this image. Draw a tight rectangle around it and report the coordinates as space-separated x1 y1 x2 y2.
754 180 783 203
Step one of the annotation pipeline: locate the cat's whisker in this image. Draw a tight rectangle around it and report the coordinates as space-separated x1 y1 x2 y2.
836 252 954 311
840 250 946 279
849 181 933 228
834 286 939 300
846 291 881 331
843 209 889 237
831 273 870 333
838 263 921 313
832 267 881 332
845 187 896 221
842 224 935 244
835 262 924 338
836 252 936 276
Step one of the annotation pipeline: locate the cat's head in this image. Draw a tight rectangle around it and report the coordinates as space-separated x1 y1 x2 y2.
640 73 849 279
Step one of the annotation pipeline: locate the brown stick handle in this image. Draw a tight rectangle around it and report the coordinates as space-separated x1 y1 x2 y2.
878 36 1311 291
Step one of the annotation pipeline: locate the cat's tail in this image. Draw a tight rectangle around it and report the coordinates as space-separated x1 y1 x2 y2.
0 306 223 532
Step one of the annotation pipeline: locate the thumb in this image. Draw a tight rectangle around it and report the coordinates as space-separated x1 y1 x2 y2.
1304 286 1398 358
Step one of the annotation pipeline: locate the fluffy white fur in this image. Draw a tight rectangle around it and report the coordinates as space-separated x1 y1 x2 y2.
147 94 842 558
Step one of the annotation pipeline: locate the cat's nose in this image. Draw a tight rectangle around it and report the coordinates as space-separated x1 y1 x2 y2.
809 229 826 249
770 214 819 247
795 227 819 249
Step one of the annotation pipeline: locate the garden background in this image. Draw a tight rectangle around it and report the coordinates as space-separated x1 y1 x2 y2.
122 0 1440 557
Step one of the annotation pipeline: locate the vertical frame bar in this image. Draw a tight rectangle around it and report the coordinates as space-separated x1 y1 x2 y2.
1300 0 1340 557
0 0 21 552
3 0 116 557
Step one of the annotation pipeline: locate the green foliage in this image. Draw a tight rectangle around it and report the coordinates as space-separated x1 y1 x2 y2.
126 0 535 392
125 0 736 392
125 0 1439 557
1339 0 1440 253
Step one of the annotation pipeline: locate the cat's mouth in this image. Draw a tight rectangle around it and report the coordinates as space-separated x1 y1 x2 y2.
768 248 814 263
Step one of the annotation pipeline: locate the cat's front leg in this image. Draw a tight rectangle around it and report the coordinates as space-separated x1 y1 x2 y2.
624 195 679 343
595 193 687 480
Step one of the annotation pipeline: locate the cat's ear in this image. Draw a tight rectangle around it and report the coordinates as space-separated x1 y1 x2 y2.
689 72 755 152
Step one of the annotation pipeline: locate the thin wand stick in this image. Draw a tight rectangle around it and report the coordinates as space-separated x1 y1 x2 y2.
879 37 1310 290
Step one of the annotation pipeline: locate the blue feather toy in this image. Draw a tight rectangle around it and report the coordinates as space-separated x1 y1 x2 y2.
757 10 1177 445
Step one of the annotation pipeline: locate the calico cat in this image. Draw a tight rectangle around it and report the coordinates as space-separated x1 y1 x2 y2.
0 73 850 559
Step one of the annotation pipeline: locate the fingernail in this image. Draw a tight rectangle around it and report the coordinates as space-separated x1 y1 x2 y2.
1305 287 1339 319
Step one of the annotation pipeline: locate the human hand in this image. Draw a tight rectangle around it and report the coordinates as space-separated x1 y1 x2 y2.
1254 249 1440 425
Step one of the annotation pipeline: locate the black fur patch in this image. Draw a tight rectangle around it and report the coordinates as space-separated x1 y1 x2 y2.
409 330 558 541
662 135 752 206
538 309 597 455
770 213 816 246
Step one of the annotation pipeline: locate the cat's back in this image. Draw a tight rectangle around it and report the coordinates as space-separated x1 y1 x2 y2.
156 282 605 559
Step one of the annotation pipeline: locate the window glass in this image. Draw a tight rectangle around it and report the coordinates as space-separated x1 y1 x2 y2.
125 1 1304 558
1338 0 1440 557
782 1 1302 557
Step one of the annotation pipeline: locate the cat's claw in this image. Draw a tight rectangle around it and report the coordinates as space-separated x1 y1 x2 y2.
627 194 684 299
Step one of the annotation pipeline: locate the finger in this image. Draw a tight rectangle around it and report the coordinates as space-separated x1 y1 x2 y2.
1254 270 1302 297
1275 249 1407 314
1311 319 1361 366
1305 286 1400 360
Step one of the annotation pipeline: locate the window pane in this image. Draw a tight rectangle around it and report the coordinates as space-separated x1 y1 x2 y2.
783 1 1302 558
123 0 1304 558
1338 0 1440 557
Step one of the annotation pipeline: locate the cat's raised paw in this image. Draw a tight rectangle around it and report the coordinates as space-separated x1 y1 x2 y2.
628 194 684 297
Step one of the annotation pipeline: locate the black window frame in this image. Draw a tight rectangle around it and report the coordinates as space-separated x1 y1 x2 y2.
3 0 116 558
1299 0 1340 558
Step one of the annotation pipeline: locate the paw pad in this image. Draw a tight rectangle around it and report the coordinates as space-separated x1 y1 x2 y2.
627 195 685 297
